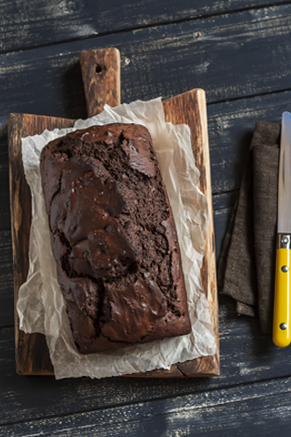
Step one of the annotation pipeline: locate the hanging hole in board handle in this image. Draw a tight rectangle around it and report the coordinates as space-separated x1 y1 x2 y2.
95 64 102 74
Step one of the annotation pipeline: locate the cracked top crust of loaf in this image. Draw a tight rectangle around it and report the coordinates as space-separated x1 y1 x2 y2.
40 123 191 354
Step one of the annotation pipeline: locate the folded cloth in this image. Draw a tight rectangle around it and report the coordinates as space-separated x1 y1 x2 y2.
218 121 281 334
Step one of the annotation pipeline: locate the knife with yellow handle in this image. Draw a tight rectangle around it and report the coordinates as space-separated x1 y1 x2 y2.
273 111 291 347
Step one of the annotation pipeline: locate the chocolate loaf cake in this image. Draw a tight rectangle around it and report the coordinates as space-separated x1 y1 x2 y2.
40 123 191 354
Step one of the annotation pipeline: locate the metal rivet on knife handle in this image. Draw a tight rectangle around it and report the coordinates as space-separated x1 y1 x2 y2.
278 234 291 249
280 323 288 330
281 265 289 273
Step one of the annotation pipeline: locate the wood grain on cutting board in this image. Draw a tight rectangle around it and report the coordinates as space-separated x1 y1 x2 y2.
8 48 219 377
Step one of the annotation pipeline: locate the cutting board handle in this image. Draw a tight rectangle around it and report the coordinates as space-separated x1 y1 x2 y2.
79 47 121 117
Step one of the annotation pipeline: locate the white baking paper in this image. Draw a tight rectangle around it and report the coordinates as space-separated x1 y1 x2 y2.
17 98 217 379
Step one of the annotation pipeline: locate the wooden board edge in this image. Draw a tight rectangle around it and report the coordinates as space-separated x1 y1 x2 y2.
8 113 25 375
197 88 220 367
126 353 220 378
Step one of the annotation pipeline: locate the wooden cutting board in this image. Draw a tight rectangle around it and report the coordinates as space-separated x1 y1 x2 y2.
8 47 219 377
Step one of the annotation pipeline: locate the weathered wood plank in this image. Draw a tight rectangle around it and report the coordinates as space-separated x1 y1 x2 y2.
0 0 286 54
1 364 291 435
207 91 287 194
0 230 14 327
0 153 10 231
0 295 290 425
0 4 291 141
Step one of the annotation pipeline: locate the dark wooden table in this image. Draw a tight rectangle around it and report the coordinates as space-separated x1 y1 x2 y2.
1 1 291 435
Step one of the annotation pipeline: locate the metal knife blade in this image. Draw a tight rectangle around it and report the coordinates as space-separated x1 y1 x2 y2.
278 112 291 233
273 111 291 347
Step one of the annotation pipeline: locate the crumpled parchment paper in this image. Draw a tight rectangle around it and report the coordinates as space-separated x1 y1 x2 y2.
17 98 217 379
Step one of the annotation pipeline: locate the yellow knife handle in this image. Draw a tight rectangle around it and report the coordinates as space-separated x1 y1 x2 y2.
273 238 291 347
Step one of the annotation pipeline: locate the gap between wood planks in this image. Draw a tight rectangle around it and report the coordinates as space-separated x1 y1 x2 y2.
1 1 291 56
1 295 290 427
207 86 291 107
1 373 291 435
2 6 291 127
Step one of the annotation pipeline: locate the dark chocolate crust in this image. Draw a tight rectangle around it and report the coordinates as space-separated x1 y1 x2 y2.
40 123 191 354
